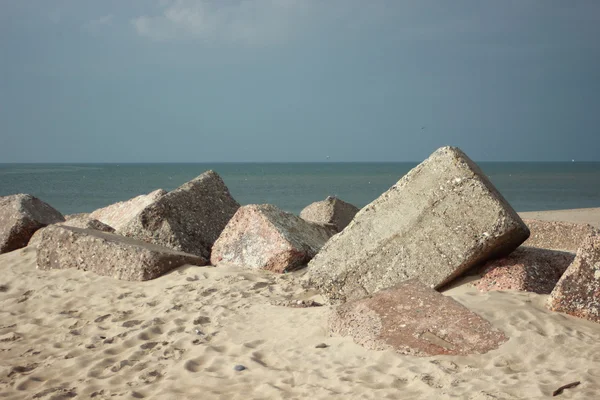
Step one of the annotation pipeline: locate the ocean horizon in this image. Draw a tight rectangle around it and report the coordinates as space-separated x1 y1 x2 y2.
2 162 600 216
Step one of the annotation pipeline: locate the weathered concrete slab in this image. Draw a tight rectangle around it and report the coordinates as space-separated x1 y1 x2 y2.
0 194 65 254
89 189 167 231
63 215 115 232
28 216 115 247
118 171 240 259
307 146 530 303
36 225 207 281
547 234 600 323
329 279 507 356
300 196 359 232
211 204 335 273
522 219 598 253
476 247 574 294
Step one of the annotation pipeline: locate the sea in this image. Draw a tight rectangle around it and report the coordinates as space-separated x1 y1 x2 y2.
1 162 600 216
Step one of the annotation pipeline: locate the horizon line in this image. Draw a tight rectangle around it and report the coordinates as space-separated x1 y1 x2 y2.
1 160 599 165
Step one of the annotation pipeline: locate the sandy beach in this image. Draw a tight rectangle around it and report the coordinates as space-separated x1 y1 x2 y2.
1 209 599 400
519 208 600 229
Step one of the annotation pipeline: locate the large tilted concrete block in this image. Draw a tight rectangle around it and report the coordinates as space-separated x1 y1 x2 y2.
37 225 206 281
307 146 530 303
0 194 65 254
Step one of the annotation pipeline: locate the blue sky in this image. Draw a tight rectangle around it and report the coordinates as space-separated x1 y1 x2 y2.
1 1 599 162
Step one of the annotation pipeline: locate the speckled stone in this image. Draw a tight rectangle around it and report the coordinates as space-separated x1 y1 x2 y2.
89 189 167 231
329 279 507 356
307 146 530 303
476 247 575 294
28 216 115 247
547 234 600 323
522 219 599 252
36 225 207 281
118 171 240 259
62 216 115 232
211 204 335 273
0 194 65 254
300 196 359 232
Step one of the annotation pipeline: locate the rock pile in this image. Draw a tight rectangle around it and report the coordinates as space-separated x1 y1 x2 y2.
3 146 600 358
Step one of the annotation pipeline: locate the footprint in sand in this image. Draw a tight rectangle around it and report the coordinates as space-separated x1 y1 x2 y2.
94 314 111 323
32 386 77 399
122 320 143 328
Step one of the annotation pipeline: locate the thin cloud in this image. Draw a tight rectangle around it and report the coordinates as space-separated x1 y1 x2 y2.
83 14 114 34
130 0 308 45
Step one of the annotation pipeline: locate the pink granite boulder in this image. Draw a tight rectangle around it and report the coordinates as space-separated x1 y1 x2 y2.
36 225 207 281
522 219 598 253
476 247 575 294
547 234 600 323
89 189 167 231
300 196 359 232
0 194 65 254
211 204 336 273
329 279 507 356
118 171 240 259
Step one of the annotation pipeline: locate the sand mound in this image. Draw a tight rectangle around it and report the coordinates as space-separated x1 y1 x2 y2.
1 246 599 399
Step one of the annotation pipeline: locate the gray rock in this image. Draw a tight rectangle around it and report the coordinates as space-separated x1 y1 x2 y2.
307 146 529 303
300 196 359 232
522 219 598 253
36 225 207 281
329 279 507 356
118 171 240 259
89 189 167 231
547 233 600 323
211 204 336 273
0 194 65 254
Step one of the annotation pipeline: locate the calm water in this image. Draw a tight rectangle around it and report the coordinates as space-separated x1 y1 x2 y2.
1 162 599 215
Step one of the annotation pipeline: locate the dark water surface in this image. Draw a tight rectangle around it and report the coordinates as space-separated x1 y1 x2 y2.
1 162 599 215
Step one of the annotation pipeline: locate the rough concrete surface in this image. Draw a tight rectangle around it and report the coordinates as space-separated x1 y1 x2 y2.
329 279 508 356
118 171 240 259
211 204 335 273
36 225 207 281
300 196 359 232
0 194 65 254
547 233 600 323
307 146 529 303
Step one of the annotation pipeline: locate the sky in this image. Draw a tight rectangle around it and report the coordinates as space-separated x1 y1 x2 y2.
1 0 599 163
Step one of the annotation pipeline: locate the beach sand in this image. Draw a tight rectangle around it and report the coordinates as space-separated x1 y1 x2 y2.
1 209 600 399
519 208 600 229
